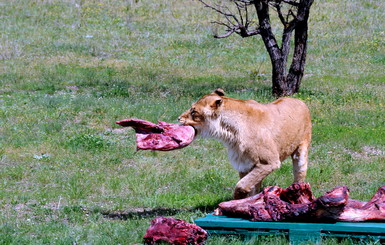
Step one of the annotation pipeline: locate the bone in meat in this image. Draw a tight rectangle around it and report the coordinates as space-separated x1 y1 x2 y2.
338 186 385 222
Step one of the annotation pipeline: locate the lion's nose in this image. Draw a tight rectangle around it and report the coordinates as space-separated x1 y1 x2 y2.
178 117 186 125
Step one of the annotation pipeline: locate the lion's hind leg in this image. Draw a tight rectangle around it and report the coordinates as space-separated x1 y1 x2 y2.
291 143 309 183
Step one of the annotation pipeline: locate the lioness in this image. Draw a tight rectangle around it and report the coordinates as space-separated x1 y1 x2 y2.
178 89 312 199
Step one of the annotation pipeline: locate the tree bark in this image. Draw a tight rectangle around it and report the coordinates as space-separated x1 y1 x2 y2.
254 2 288 97
285 0 314 95
254 0 314 97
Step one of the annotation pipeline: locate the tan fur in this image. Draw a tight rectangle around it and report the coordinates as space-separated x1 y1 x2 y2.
178 89 312 199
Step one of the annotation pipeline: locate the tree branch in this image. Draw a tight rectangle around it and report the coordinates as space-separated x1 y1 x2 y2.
282 0 300 7
211 20 233 30
234 1 245 26
233 0 254 3
214 29 236 38
238 28 261 37
275 3 287 26
244 1 250 28
198 0 260 38
198 0 239 24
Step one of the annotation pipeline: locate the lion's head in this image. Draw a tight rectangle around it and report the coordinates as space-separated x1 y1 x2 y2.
178 88 225 135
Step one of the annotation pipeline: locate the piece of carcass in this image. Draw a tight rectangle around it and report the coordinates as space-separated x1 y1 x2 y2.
143 217 207 245
215 183 385 222
116 118 195 151
338 186 385 222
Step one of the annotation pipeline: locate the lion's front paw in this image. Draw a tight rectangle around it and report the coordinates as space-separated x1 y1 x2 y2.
233 187 249 200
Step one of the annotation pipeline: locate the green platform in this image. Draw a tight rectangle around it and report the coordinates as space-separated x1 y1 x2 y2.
195 214 385 244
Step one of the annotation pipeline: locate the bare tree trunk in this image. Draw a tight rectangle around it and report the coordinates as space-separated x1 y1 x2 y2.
286 0 313 95
197 0 314 97
254 2 288 96
254 0 313 97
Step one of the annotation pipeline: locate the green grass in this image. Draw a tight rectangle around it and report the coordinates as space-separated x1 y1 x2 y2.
1 0 384 244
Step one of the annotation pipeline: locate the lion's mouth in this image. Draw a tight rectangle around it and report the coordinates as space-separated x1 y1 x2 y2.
178 121 198 137
191 126 198 138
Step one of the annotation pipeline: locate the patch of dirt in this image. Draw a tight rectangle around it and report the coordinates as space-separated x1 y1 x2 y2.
65 85 79 91
111 128 129 134
102 208 182 220
362 146 384 156
344 146 384 160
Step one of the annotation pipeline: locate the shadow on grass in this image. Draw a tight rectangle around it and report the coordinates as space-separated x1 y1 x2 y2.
101 201 229 220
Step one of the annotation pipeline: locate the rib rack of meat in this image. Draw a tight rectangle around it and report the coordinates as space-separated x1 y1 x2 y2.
214 183 385 222
116 118 195 151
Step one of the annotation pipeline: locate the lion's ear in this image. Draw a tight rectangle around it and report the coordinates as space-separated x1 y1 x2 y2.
210 99 223 109
213 88 225 96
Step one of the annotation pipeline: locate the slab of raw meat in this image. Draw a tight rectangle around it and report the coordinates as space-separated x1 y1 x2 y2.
338 186 385 222
143 217 207 245
116 118 195 151
215 183 385 222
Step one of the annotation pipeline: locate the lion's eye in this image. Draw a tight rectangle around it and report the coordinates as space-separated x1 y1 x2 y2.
190 110 198 118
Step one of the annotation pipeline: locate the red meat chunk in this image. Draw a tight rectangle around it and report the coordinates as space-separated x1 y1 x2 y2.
143 217 207 245
116 118 195 151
